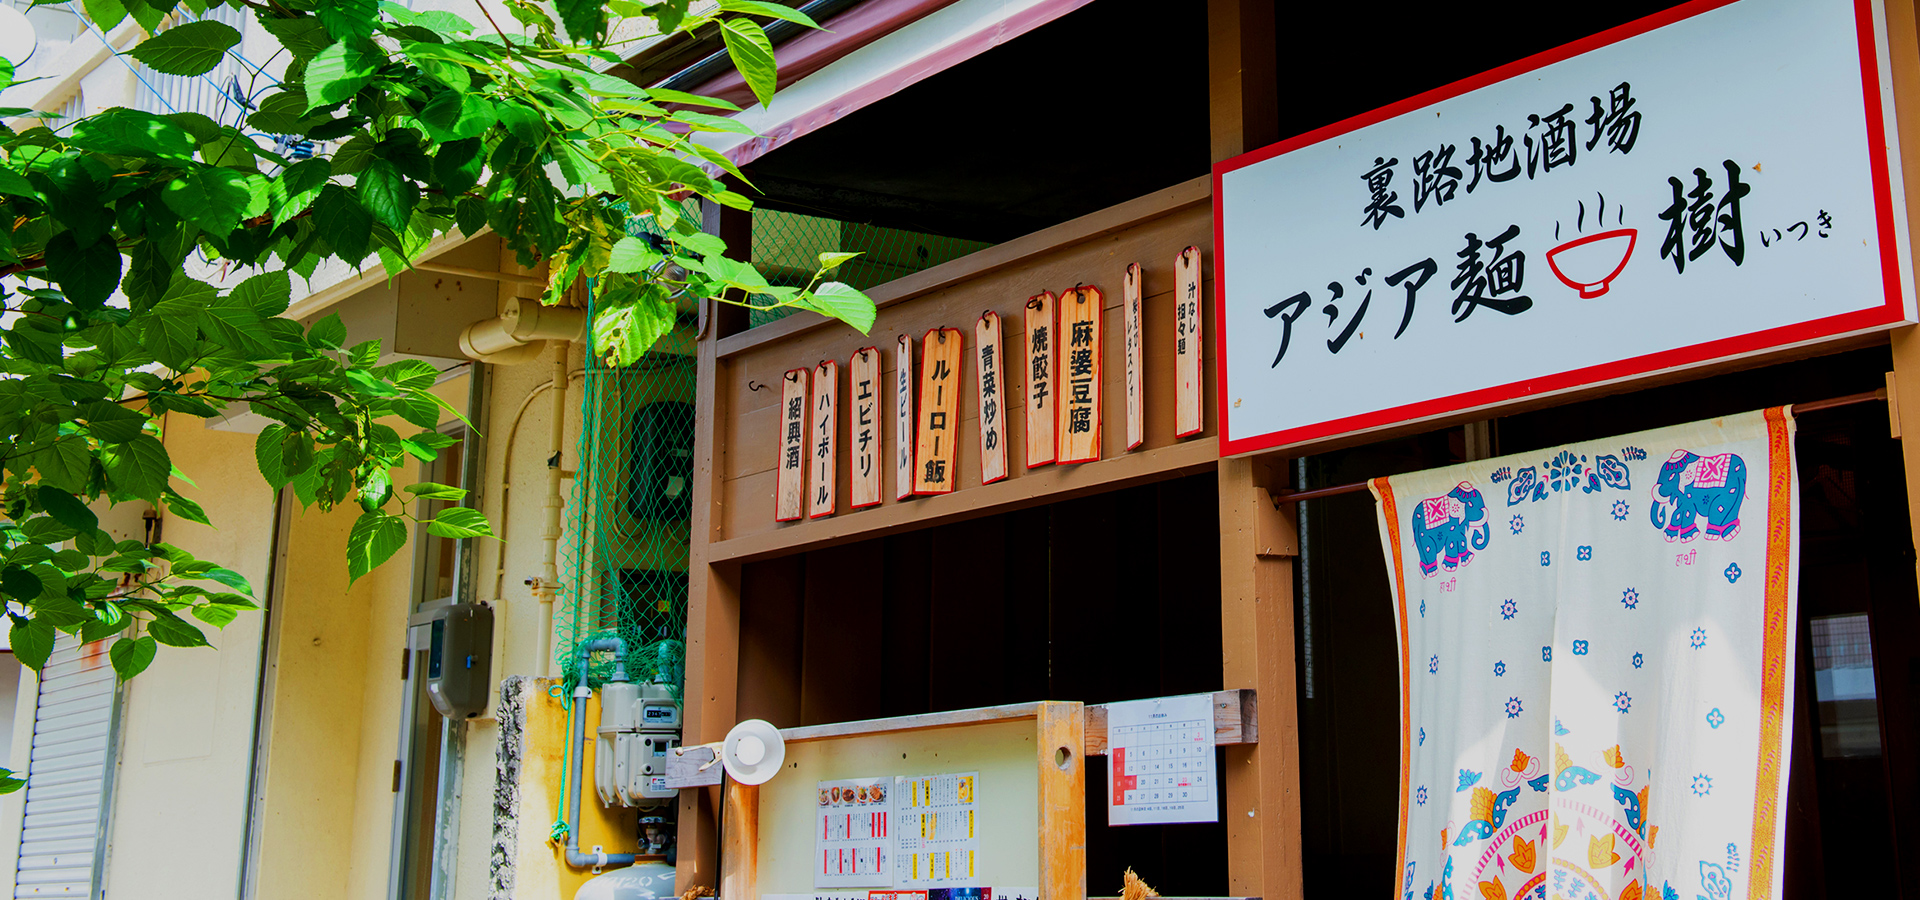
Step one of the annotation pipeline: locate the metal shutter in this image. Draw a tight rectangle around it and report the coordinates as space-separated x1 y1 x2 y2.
14 636 120 899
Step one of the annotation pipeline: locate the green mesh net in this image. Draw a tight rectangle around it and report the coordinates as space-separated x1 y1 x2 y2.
553 212 701 695
746 208 993 327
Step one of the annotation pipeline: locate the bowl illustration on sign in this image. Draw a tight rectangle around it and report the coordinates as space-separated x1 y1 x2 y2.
1546 228 1637 298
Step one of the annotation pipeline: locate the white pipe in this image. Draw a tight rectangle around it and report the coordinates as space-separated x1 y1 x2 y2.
460 296 587 365
537 340 570 678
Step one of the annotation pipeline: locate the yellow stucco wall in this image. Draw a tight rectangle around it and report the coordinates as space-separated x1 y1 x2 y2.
517 682 642 900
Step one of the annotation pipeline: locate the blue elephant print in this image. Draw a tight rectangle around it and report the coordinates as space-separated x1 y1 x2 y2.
1650 450 1747 542
1412 482 1489 577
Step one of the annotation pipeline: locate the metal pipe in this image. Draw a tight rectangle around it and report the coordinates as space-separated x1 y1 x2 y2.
537 341 570 677
1270 389 1888 507
565 639 636 869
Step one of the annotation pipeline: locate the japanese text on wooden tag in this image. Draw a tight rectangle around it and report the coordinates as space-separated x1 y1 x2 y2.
1175 246 1203 438
1024 291 1056 468
1058 286 1103 464
849 348 882 509
810 360 838 518
895 334 915 501
975 312 1008 484
1123 263 1144 451
776 368 809 522
913 328 965 494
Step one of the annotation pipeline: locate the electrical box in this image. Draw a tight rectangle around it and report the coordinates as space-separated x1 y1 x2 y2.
624 401 695 523
407 604 493 720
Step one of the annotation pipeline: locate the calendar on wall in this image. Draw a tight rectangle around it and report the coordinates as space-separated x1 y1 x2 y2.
1105 694 1218 826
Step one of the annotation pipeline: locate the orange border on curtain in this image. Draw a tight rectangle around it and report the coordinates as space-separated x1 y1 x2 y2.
1372 476 1412 887
1748 405 1795 899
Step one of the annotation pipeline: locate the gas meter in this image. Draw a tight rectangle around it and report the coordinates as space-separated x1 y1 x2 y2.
596 680 681 808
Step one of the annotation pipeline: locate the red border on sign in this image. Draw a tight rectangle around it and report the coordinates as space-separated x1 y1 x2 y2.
1210 0 1908 457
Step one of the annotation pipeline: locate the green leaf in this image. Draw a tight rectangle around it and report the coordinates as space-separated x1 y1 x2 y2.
316 0 378 41
146 610 209 648
79 401 149 444
1 568 43 602
200 566 251 593
42 231 124 307
357 159 416 231
257 15 332 60
403 482 466 500
162 489 211 526
82 0 129 31
432 138 483 194
10 616 52 671
191 603 241 628
312 185 374 261
668 110 756 135
607 235 662 274
818 251 861 270
247 91 317 134
109 635 157 680
31 438 94 494
305 39 382 109
424 506 491 539
163 164 256 235
103 434 172 500
800 281 876 334
717 0 820 28
231 269 293 317
254 423 288 488
36 486 98 534
643 88 742 111
271 157 331 228
345 511 408 583
417 91 494 142
556 0 606 43
69 108 197 159
128 20 242 77
592 289 677 366
0 167 37 200
308 312 347 349
719 18 778 108
494 103 545 145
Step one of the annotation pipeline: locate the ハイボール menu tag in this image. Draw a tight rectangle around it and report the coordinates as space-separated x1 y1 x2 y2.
849 348 882 509
809 360 838 519
1175 246 1203 438
913 328 965 494
1123 263 1144 451
1057 286 1102 464
975 312 1008 484
895 334 915 501
776 367 809 522
1024 291 1057 468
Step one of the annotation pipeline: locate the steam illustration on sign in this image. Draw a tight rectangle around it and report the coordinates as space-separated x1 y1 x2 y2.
1546 194 1637 299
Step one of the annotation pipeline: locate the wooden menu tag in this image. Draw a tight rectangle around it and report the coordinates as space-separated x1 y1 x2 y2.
975 312 1008 484
1123 263 1144 451
894 334 915 501
1057 286 1102 464
775 368 808 522
809 360 838 519
1024 291 1057 468
849 348 882 509
1175 246 1203 438
912 328 964 495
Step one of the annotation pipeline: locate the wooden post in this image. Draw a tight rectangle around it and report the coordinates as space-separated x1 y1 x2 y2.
720 780 760 900
680 193 751 891
1881 0 1920 608
1036 701 1086 900
1217 457 1302 900
1206 0 1279 163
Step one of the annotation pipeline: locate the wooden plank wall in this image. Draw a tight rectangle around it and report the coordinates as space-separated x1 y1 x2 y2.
707 178 1216 562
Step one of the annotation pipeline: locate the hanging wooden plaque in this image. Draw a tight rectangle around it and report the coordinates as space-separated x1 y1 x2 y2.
776 368 809 522
895 334 915 502
1123 263 1144 451
1057 286 1103 464
1024 291 1057 469
1174 246 1203 438
912 328 965 495
809 361 838 519
975 312 1008 484
849 348 882 509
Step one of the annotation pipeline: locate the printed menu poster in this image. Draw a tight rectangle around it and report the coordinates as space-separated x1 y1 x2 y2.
1105 693 1218 825
816 778 894 888
892 772 980 888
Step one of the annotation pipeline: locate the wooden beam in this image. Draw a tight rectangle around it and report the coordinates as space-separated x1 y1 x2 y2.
1082 689 1257 757
678 292 744 890
1882 0 1920 607
1037 701 1087 900
719 780 759 900
1206 0 1279 162
704 435 1221 564
1217 457 1301 900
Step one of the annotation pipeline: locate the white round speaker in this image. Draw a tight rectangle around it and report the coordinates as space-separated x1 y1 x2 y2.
720 719 785 785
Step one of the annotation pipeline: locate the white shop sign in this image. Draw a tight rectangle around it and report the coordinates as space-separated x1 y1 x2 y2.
1214 0 1913 455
